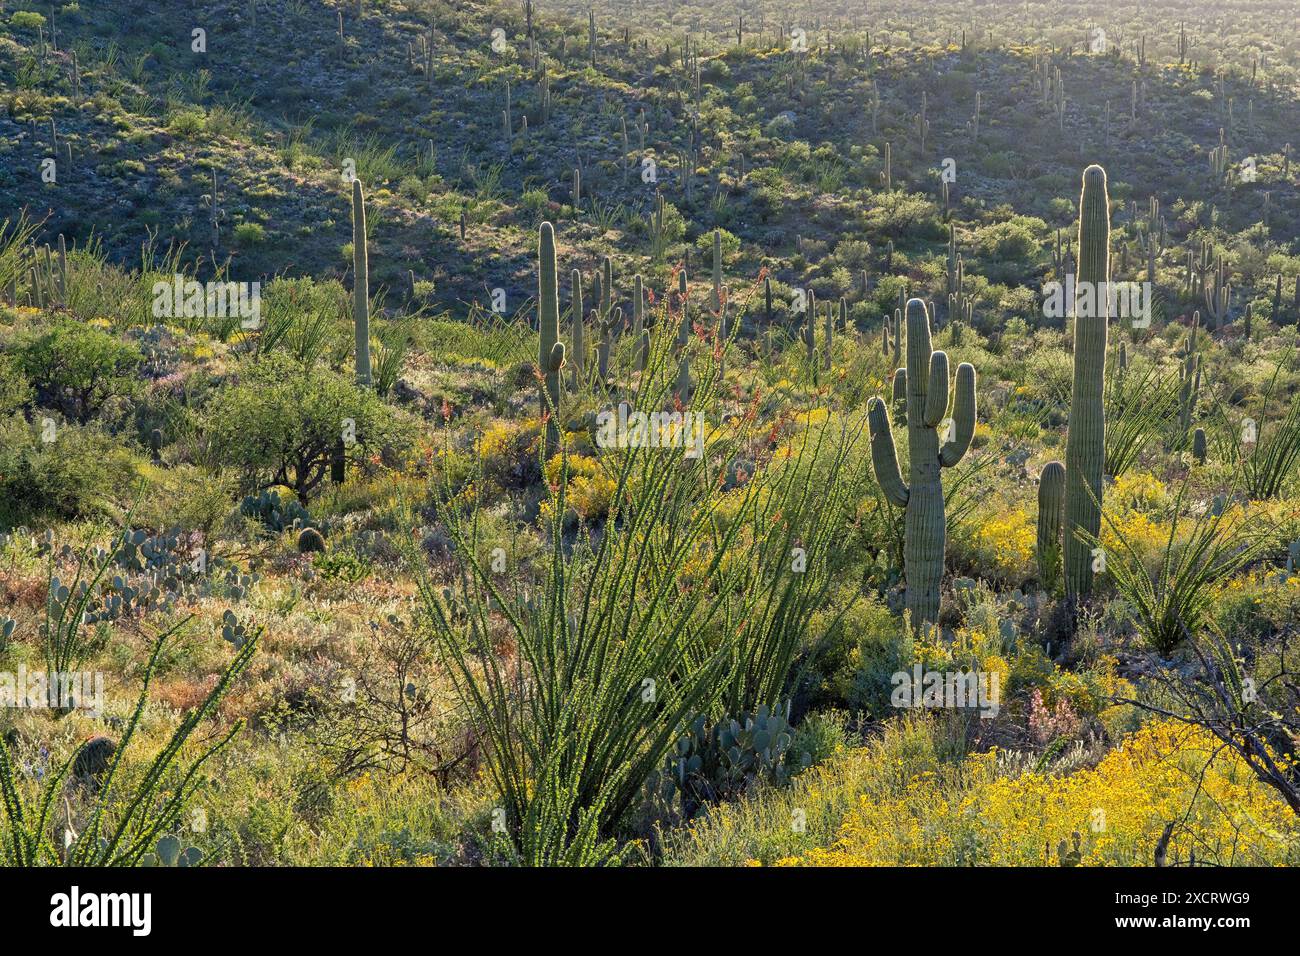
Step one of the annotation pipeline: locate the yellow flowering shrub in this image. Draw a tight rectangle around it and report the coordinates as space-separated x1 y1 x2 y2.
962 504 1036 583
777 720 1297 866
540 453 617 522
1109 471 1168 511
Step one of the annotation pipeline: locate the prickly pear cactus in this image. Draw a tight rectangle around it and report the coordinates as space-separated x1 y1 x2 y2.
651 702 810 819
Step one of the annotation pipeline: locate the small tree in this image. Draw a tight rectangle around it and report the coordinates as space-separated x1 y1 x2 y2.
204 353 405 502
14 320 141 423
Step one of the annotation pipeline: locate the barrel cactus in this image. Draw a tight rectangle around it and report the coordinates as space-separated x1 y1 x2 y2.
867 298 977 626
297 526 326 553
1063 165 1110 601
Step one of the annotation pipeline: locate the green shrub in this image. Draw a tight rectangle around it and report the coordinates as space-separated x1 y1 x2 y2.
0 414 140 525
203 353 406 501
12 320 142 423
233 222 267 246
0 354 33 415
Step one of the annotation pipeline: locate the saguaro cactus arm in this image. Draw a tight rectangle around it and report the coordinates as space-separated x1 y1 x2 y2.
939 363 976 466
867 398 910 507
924 350 950 427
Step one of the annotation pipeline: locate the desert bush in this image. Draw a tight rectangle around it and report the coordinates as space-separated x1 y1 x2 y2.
203 353 407 502
11 320 142 423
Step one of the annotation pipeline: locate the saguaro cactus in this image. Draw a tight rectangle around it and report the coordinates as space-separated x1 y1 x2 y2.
538 222 565 454
1063 165 1110 600
822 303 833 371
674 267 691 400
351 179 372 387
570 269 585 389
1037 461 1065 591
868 298 977 626
710 229 723 313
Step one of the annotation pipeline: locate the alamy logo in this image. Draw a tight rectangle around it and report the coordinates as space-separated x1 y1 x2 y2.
151 275 262 329
50 886 151 936
1042 278 1151 327
891 664 1001 718
595 404 705 459
0 667 103 716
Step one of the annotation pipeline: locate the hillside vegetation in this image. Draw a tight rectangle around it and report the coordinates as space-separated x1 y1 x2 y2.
0 0 1298 867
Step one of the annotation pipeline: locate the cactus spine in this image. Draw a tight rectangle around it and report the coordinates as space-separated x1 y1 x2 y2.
538 223 565 454
868 298 977 626
351 179 372 387
1062 165 1110 600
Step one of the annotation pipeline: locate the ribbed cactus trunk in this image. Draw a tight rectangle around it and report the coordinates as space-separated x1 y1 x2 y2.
1063 165 1110 601
902 302 943 625
632 273 644 339
868 299 977 628
710 229 723 313
538 223 564 455
570 268 584 390
674 267 691 400
822 303 833 370
1037 460 1065 590
352 179 372 387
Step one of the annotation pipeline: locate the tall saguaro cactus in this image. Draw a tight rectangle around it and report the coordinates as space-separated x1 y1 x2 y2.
538 223 565 455
1063 165 1111 600
570 268 585 389
868 298 977 626
351 179 372 387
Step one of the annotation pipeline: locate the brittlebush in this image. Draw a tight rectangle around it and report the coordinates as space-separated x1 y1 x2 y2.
776 720 1297 866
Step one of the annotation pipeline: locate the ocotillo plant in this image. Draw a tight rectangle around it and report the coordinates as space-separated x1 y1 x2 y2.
867 298 977 626
352 179 372 387
1037 461 1065 592
1062 165 1110 601
538 223 565 455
